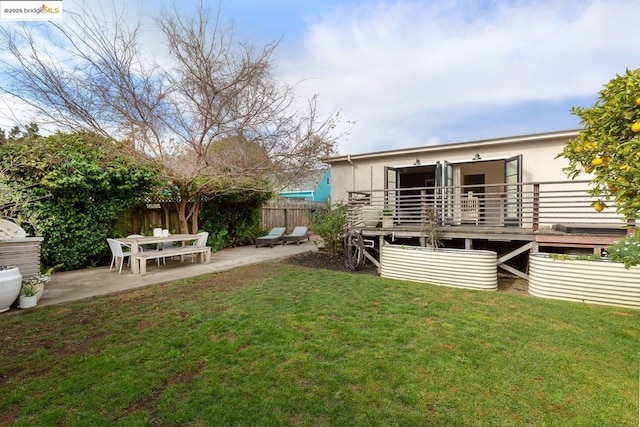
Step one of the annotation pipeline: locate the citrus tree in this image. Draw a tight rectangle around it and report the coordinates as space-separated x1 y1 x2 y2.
559 68 640 217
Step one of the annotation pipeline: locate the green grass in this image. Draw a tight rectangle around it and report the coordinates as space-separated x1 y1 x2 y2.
1 263 639 426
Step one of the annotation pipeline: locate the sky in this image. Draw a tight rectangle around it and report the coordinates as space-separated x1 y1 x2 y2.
3 0 640 155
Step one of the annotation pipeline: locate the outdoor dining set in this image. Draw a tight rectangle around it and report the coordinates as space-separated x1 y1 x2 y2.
107 231 210 275
107 226 310 275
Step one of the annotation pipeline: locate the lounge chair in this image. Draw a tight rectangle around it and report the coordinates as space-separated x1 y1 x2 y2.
255 227 286 248
282 226 311 245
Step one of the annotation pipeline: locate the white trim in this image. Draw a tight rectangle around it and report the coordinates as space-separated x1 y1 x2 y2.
324 129 578 163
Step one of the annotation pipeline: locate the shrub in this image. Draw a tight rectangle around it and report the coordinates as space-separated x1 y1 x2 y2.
308 203 347 256
198 192 271 249
606 232 640 269
0 131 161 270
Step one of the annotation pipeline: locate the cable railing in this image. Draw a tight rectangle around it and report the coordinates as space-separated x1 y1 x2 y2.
347 180 630 231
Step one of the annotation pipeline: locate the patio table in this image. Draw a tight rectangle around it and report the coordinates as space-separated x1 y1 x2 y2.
119 234 200 274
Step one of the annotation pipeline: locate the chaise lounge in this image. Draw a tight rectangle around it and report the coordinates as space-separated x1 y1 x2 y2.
282 226 311 245
255 227 286 248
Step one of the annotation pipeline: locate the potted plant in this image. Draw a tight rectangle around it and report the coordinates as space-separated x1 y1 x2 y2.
382 208 394 228
19 281 37 309
22 271 52 302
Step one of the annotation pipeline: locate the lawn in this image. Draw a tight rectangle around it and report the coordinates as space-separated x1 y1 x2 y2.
1 263 639 426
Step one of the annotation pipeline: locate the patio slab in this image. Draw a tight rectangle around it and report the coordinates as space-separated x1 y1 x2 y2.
39 242 317 307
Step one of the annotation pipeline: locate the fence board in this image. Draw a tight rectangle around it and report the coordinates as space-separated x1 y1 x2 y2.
121 200 325 236
121 203 183 235
261 200 325 232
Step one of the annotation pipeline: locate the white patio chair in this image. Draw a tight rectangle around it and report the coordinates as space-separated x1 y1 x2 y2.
182 231 209 262
107 238 131 274
460 192 480 224
156 241 174 264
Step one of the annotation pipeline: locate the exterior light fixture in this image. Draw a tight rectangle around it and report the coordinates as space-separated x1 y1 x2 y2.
473 153 481 161
413 158 421 166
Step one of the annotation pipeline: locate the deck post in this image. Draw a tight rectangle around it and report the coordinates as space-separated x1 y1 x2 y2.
532 183 540 232
420 189 427 247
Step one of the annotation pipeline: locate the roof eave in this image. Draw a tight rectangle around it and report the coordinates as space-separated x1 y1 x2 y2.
322 129 580 164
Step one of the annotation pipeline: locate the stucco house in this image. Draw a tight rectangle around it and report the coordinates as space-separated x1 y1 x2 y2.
324 130 632 279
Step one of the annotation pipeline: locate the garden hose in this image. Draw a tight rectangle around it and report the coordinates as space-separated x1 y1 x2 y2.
343 230 365 271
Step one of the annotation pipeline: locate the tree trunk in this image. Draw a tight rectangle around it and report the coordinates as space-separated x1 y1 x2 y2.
177 198 189 234
190 196 201 234
176 193 202 234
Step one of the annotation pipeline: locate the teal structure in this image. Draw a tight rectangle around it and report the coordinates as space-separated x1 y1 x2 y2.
279 170 331 203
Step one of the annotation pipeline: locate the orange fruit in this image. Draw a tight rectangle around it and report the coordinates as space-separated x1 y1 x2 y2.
593 202 605 212
632 121 640 133
591 157 604 166
620 165 633 173
584 166 593 173
636 98 640 106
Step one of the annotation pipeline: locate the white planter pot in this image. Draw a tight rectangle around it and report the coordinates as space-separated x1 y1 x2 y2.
381 245 498 291
19 295 37 309
529 253 640 309
0 266 22 313
361 206 381 227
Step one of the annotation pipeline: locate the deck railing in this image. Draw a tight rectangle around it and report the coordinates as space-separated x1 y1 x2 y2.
347 180 631 231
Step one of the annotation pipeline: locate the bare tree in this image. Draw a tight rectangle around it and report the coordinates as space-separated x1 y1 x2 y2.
0 2 340 233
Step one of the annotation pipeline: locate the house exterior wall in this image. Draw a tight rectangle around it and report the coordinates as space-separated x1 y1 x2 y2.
313 170 331 203
326 131 581 204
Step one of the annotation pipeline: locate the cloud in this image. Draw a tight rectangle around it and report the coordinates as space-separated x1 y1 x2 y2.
276 0 640 153
2 0 638 155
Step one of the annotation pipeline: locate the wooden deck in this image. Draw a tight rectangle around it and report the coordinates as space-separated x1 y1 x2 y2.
358 224 626 248
346 180 634 280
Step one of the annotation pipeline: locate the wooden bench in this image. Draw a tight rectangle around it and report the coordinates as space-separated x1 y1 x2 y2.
133 246 211 275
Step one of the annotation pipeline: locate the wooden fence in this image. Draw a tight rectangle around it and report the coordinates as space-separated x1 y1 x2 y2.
120 200 327 236
121 203 182 235
260 200 326 232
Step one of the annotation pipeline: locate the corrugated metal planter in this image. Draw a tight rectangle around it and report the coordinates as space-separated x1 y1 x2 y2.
380 244 498 291
529 253 640 309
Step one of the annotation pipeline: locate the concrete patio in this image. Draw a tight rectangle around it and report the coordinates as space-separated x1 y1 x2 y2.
38 241 317 307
